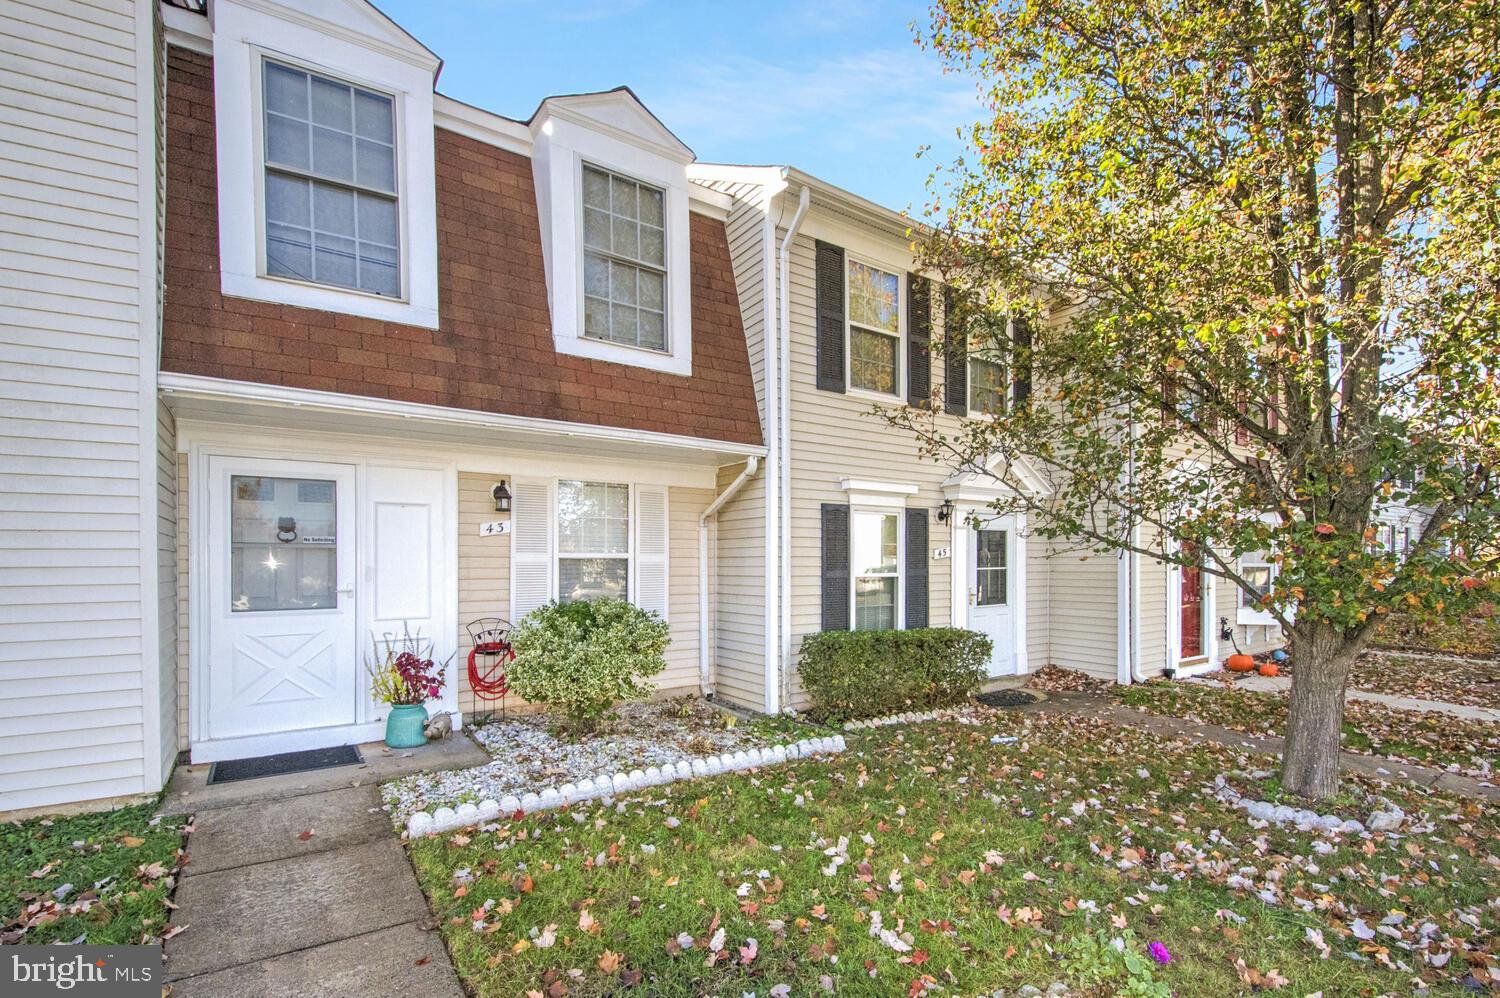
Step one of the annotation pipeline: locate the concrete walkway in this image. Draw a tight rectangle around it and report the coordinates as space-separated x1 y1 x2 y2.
1030 692 1500 802
160 736 489 997
1187 672 1500 723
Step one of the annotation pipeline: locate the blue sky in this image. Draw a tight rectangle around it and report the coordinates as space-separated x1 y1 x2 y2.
379 0 982 215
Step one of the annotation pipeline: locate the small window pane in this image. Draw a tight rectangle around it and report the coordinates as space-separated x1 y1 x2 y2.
313 232 357 288
265 113 310 172
610 303 639 343
855 577 897 631
851 327 899 395
309 75 352 131
356 192 399 248
611 215 640 259
353 89 394 145
610 260 638 305
311 125 354 182
264 63 308 119
583 166 611 210
610 175 637 220
355 138 396 192
267 225 313 282
584 296 609 336
266 173 311 228
639 187 663 227
975 529 1008 606
640 225 665 267
848 261 899 333
357 241 399 297
313 184 356 238
583 207 611 252
584 254 610 298
230 475 337 612
639 310 665 351
638 269 664 310
559 558 628 604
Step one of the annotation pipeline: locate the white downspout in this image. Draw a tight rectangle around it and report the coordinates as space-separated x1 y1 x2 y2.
700 456 760 697
775 184 811 711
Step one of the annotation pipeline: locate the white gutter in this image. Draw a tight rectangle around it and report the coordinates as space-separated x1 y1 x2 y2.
775 184 811 711
699 456 760 696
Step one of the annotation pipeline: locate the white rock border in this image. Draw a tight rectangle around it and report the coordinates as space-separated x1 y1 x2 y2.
843 708 958 731
405 736 846 838
1212 775 1366 835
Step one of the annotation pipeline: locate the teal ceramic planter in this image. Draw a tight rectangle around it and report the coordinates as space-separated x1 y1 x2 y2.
384 704 429 748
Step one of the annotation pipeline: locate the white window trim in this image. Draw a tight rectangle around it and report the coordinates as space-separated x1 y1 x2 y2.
844 256 906 402
1165 537 1218 675
576 161 671 357
211 0 440 329
850 506 904 632
555 480 633 604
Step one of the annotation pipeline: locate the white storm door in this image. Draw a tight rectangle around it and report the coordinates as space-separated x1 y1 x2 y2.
966 524 1016 676
207 458 358 741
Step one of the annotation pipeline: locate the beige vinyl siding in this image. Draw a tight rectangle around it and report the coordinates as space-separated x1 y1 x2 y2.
0 0 160 812
454 473 711 718
702 181 770 426
155 400 177 773
712 461 766 711
1033 544 1118 681
781 228 1051 706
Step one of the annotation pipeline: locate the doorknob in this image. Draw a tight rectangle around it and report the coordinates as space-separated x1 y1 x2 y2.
336 584 355 595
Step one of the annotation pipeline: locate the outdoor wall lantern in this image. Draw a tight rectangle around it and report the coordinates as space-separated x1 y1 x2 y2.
936 499 955 523
491 482 512 513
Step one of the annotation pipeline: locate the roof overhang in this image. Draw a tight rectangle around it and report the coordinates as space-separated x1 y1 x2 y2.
158 373 764 468
942 454 1051 503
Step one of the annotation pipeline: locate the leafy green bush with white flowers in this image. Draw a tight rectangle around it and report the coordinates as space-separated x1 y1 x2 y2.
506 598 669 733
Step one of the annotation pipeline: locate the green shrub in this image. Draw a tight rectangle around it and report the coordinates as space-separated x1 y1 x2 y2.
507 597 669 733
797 627 991 722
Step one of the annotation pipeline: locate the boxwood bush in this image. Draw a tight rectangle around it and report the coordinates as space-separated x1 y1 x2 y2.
797 627 992 722
507 598 669 733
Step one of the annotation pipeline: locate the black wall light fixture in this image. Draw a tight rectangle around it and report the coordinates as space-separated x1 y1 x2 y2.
491 482 512 513
936 499 955 523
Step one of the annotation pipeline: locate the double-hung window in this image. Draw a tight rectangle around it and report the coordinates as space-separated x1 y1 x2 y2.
556 480 630 603
1238 550 1277 623
582 165 667 352
262 60 400 297
847 260 901 395
968 326 1008 416
851 509 900 630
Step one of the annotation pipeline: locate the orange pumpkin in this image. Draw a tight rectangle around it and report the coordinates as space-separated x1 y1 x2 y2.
1226 654 1256 673
1257 661 1279 677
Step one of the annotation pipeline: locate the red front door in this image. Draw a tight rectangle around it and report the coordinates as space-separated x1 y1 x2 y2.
1180 545 1204 659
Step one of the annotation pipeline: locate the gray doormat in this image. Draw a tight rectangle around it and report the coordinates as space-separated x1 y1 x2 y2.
975 689 1040 708
207 744 363 784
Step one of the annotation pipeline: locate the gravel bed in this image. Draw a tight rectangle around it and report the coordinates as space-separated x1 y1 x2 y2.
381 697 801 825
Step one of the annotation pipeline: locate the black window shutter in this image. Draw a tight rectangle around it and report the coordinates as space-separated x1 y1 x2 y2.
1011 315 1033 407
904 507 929 629
820 503 850 631
943 285 967 415
815 240 846 393
907 274 931 406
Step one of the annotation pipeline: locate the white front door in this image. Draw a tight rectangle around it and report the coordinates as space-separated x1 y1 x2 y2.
206 457 358 743
966 524 1016 676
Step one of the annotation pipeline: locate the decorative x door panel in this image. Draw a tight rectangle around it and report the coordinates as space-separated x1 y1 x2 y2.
207 459 357 742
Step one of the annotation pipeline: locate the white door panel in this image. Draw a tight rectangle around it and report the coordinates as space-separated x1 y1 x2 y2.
207 458 357 741
966 521 1016 676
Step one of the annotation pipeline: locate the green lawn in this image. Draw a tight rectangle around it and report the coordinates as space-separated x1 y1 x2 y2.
1119 680 1499 777
407 709 1498 996
1 799 188 946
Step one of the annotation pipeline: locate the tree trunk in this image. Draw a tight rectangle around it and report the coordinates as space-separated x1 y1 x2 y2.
1281 619 1357 799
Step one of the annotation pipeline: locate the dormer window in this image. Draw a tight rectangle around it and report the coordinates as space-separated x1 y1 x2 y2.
262 61 400 298
529 90 696 377
582 165 667 352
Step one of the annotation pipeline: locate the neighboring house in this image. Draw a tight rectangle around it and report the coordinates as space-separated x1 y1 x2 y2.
0 0 1282 815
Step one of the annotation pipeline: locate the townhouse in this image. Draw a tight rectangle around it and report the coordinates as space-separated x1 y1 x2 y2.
0 0 1282 815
